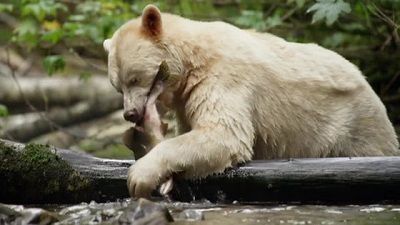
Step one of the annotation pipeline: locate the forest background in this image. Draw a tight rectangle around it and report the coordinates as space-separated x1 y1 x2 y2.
0 0 398 158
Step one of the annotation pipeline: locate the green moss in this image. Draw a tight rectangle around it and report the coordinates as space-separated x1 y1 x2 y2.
93 144 133 159
0 141 91 203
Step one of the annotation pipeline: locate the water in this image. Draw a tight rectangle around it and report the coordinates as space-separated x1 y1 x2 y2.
2 200 399 225
169 203 400 225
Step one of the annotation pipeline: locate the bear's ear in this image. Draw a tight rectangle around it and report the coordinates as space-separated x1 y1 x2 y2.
103 39 111 53
141 4 162 37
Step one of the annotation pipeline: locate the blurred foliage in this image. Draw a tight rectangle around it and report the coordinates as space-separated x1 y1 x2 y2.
42 54 65 75
79 139 133 159
0 104 8 117
0 0 399 121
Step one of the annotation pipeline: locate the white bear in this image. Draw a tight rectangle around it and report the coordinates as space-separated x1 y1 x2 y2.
103 5 399 198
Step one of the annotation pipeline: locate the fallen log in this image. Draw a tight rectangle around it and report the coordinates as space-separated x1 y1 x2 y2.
30 110 129 148
1 139 400 204
0 76 115 108
0 139 130 204
0 94 122 142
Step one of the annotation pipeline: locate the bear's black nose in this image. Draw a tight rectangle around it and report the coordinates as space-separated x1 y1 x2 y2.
124 109 140 123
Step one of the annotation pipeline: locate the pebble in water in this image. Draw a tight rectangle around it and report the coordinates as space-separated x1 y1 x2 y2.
2 201 400 224
324 209 343 214
118 198 173 225
177 209 204 221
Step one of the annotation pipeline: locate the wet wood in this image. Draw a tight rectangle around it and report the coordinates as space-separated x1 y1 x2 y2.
2 139 400 204
173 158 400 204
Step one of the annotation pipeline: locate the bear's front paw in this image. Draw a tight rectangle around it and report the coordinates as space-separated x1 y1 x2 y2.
127 157 165 198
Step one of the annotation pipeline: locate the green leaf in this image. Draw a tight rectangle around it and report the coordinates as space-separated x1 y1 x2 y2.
76 1 101 16
15 19 38 36
14 19 39 49
235 10 266 31
63 22 85 37
0 3 13 12
296 0 306 8
84 24 102 43
287 0 306 8
69 14 86 22
43 55 65 76
0 104 8 117
265 13 283 30
21 1 67 21
22 3 46 21
307 0 351 26
41 29 64 44
41 2 68 17
322 32 345 48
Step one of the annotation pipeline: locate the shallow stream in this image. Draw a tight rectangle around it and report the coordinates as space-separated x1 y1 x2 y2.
2 200 399 225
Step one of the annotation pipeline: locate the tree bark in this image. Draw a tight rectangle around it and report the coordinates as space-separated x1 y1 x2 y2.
2 139 400 204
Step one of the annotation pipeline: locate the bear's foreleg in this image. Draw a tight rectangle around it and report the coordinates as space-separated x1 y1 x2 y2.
127 85 255 198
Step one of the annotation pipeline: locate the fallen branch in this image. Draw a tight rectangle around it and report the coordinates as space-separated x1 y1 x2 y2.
1 139 400 204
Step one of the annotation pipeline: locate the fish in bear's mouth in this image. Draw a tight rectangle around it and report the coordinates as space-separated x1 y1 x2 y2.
134 61 170 127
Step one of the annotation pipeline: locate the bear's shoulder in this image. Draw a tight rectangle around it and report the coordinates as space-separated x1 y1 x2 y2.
250 33 367 94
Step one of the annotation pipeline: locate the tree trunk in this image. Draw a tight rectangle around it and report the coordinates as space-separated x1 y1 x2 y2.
2 139 400 204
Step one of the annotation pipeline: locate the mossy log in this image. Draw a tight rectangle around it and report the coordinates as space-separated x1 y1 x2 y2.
2 139 400 204
0 139 130 204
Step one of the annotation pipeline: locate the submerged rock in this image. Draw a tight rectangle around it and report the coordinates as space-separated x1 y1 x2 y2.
0 203 58 225
177 209 204 221
57 200 128 224
118 198 173 225
0 199 173 225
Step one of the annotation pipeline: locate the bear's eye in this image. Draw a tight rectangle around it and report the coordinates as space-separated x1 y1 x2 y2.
128 78 140 86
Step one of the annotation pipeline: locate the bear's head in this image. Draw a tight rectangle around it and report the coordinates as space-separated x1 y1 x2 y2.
103 5 181 123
